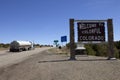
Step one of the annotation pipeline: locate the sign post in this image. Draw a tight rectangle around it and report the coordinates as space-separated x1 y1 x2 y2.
107 19 115 60
69 19 76 60
54 40 59 47
61 36 67 46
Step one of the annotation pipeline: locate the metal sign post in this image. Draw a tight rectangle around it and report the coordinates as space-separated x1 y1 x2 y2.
54 40 59 47
61 36 67 47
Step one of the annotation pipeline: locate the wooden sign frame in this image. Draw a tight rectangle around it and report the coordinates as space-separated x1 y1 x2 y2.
69 19 115 60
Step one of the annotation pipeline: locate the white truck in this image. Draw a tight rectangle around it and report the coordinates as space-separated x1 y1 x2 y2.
10 40 34 52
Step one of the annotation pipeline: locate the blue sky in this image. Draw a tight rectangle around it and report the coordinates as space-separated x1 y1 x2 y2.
0 0 120 45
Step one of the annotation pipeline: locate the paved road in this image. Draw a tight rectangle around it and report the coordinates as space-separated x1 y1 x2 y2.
0 47 52 67
0 48 120 80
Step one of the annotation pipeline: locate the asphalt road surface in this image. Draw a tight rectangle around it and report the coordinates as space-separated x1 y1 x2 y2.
0 47 51 67
0 48 120 80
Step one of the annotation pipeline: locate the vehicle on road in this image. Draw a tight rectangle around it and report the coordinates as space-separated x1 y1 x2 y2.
10 40 34 52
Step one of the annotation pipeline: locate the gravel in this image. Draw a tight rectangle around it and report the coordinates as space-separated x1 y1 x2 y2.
0 48 120 80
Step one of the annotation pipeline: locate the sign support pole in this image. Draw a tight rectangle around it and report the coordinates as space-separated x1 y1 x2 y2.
107 19 116 60
69 19 76 60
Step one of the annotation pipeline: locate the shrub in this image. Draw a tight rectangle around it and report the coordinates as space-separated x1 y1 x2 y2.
85 44 96 56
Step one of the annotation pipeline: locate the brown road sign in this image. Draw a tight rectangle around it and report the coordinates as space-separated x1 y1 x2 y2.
78 22 105 41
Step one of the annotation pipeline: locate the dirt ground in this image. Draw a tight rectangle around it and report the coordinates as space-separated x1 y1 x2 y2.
0 48 120 80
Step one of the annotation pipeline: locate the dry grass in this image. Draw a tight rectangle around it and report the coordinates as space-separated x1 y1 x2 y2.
0 48 8 51
49 47 70 55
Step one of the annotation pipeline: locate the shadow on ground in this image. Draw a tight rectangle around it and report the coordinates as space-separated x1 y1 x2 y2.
38 58 113 63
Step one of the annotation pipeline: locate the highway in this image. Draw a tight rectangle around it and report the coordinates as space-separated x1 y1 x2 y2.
0 47 52 67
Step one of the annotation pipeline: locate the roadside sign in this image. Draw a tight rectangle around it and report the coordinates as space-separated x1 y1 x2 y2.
54 40 59 43
54 40 59 47
61 36 67 42
78 22 105 41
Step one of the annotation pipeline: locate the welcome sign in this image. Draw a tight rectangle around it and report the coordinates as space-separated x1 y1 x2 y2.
78 22 105 41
